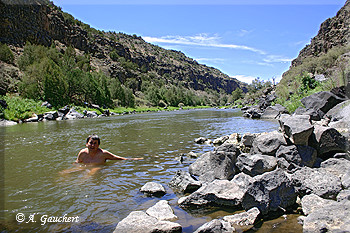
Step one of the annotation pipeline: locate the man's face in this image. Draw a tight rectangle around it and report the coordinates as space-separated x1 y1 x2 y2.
86 138 99 151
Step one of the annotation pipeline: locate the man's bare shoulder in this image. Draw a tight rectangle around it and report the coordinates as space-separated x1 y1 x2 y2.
79 148 89 154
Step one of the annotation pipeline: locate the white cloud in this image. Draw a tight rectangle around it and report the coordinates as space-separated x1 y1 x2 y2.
196 57 226 64
263 55 293 63
231 75 257 84
143 34 266 54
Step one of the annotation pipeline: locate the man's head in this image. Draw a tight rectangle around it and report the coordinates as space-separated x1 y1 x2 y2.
86 134 100 151
86 134 100 145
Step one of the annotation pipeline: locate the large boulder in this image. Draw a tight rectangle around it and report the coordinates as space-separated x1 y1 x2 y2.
189 147 239 183
241 169 297 215
168 170 201 193
310 125 347 158
275 145 317 171
43 111 59 121
279 115 314 145
236 153 277 176
301 91 346 115
113 211 182 233
261 104 288 119
291 167 342 199
293 107 324 121
320 158 350 189
300 194 336 216
327 100 350 134
303 202 350 233
178 173 253 208
240 133 257 148
251 131 287 156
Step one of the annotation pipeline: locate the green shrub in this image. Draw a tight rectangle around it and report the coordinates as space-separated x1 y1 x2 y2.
2 95 49 121
0 43 14 63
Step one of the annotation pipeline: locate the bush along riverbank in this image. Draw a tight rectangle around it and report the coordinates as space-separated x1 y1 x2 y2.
115 88 350 232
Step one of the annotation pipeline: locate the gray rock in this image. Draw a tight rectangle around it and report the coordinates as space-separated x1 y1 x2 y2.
333 152 350 160
83 110 99 118
140 182 166 196
337 189 350 202
261 104 288 119
300 194 336 215
291 167 342 199
311 125 347 158
275 145 317 170
236 153 277 176
168 170 201 193
223 133 241 145
195 137 210 144
146 200 178 221
303 202 350 233
251 131 287 156
43 111 58 121
0 119 17 126
113 211 182 233
24 113 39 122
301 91 346 115
63 108 84 120
194 219 234 233
294 107 324 121
279 115 314 145
213 135 229 146
321 158 350 189
242 169 297 215
178 173 253 208
241 133 256 148
189 150 239 183
223 207 260 232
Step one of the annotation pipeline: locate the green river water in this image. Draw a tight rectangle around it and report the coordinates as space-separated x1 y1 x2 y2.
1 108 302 232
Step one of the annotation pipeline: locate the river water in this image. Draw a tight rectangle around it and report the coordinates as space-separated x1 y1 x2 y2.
1 108 301 232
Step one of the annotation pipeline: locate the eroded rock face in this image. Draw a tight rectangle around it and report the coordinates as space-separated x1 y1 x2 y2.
168 170 201 193
291 167 342 199
241 169 297 215
251 131 287 156
178 173 253 208
279 115 314 146
303 202 350 233
236 153 277 176
189 148 239 183
310 125 347 158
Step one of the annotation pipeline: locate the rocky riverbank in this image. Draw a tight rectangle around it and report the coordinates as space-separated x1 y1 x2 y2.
114 88 350 232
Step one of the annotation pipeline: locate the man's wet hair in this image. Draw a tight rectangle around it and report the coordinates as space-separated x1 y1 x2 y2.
86 134 100 145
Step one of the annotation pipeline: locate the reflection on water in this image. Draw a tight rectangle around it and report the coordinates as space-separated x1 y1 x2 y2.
1 108 295 232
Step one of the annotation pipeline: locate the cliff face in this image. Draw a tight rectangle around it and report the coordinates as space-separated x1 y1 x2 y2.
291 0 350 67
0 0 245 95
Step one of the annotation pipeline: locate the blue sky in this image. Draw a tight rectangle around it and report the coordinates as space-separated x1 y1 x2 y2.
53 0 346 84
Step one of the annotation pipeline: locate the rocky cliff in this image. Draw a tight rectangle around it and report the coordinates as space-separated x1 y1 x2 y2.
0 0 245 97
291 0 350 67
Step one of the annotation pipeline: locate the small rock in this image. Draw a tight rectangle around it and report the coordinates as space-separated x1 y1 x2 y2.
140 182 166 196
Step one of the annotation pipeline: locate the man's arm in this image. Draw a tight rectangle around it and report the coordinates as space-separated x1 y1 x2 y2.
102 150 143 161
75 150 85 163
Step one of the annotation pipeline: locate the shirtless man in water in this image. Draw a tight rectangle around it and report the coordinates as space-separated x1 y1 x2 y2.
75 134 143 164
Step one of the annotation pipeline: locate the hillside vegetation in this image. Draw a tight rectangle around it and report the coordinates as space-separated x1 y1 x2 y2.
0 0 246 117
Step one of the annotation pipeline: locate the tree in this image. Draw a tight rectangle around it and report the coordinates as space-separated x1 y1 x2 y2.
232 88 243 101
